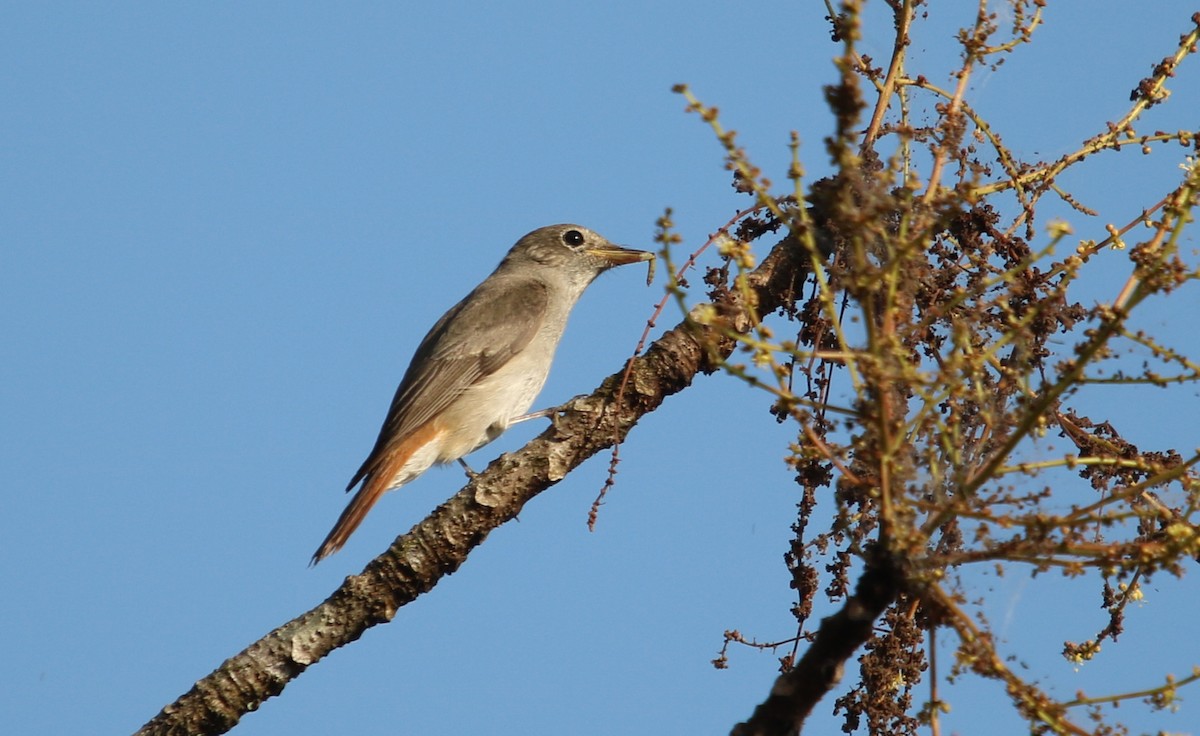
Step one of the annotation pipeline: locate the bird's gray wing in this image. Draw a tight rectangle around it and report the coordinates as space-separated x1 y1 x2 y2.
346 275 550 490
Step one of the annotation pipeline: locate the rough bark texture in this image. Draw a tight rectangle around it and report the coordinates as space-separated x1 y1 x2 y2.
730 548 901 736
135 236 808 736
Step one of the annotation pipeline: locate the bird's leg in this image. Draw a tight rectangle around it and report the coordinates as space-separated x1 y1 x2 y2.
509 407 556 424
457 458 480 479
511 394 590 429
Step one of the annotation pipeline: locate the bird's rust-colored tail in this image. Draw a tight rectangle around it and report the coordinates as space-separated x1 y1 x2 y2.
310 476 388 565
310 423 439 565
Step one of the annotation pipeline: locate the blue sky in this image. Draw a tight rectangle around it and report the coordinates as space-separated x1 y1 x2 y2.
2 3 1198 735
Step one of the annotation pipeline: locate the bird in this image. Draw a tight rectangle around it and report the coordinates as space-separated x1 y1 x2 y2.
311 224 653 564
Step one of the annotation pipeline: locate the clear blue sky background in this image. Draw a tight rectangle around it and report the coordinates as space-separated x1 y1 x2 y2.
3 3 1198 735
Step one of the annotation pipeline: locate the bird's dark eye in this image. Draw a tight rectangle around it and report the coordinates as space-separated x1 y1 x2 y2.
563 229 585 247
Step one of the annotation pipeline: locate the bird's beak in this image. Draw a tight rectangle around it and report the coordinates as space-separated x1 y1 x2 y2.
585 244 655 267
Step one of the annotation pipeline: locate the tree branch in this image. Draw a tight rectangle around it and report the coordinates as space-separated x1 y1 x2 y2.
730 547 901 736
135 234 809 736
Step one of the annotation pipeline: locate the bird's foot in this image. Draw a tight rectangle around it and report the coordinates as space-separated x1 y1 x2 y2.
457 458 480 479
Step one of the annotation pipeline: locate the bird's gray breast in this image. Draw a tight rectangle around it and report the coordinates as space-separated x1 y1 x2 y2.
427 273 576 460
